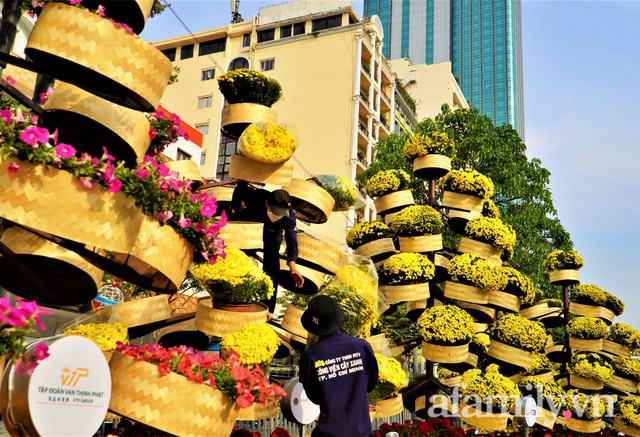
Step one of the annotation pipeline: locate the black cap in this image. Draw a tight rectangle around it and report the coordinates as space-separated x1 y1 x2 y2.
301 295 344 336
268 189 291 217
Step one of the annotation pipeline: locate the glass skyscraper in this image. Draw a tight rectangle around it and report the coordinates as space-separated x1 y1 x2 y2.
364 0 525 138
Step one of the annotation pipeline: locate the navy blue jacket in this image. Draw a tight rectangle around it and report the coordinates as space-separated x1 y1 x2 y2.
299 331 379 437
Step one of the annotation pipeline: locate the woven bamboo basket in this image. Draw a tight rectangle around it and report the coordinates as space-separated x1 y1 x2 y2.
536 407 558 429
219 221 263 250
109 352 239 437
290 232 342 274
169 293 201 315
488 289 521 312
374 190 415 215
283 179 335 224
441 191 484 213
432 253 450 283
165 160 205 185
106 295 172 328
444 281 489 305
549 269 580 286
457 301 495 323
569 374 603 390
220 103 278 139
237 401 280 421
228 154 294 185
354 238 396 260
603 340 631 357
195 298 268 338
280 305 308 340
422 340 469 364
458 401 510 431
405 300 427 321
412 154 451 180
379 283 430 304
475 322 489 333
26 3 172 111
507 373 522 384
44 82 151 166
569 302 615 324
267 323 297 358
534 371 555 382
520 303 552 320
537 308 565 329
153 318 198 343
447 209 481 234
566 417 602 434
383 210 400 225
374 395 403 418
398 234 442 253
0 158 144 253
545 344 569 363
546 334 555 349
487 340 534 369
569 337 603 352
278 258 327 295
614 417 640 437
440 375 462 387
458 237 503 266
80 0 154 34
415 394 457 418
0 226 103 304
606 375 639 393
367 333 389 354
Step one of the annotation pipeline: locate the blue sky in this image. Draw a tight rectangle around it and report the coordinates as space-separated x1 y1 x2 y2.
143 1 640 327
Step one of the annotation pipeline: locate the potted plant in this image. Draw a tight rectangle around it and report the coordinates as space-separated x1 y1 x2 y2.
615 398 640 437
377 252 435 304
569 284 616 324
437 366 461 387
417 305 474 364
437 168 494 213
310 174 358 212
364 169 414 215
146 109 188 156
563 388 607 433
237 122 298 164
402 131 456 179
567 352 613 390
566 315 608 352
607 356 640 394
543 249 583 286
488 266 534 313
488 313 547 369
448 197 500 235
444 253 507 305
387 205 444 253
518 376 566 428
521 353 555 380
63 321 129 357
368 353 407 417
460 216 516 266
346 220 396 261
605 322 640 356
220 323 281 370
217 68 282 139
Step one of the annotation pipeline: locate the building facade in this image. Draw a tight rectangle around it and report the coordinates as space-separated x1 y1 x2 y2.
364 0 525 138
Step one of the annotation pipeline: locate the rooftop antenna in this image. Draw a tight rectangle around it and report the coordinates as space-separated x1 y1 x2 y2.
231 0 243 23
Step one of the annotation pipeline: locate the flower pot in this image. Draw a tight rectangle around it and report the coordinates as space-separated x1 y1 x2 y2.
475 322 489 333
228 154 294 185
569 374 603 390
412 154 451 180
280 305 308 341
549 269 580 286
606 375 639 393
565 417 602 434
108 352 239 437
441 191 483 213
212 301 253 312
25 3 172 111
569 302 615 325
286 232 342 275
398 234 442 253
545 344 570 363
283 179 335 224
458 401 510 431
415 394 457 419
367 333 389 355
277 258 327 295
614 416 640 437
421 340 469 364
219 221 264 250
433 253 450 283
568 337 603 352
487 340 535 369
519 302 553 320
458 237 503 266
440 375 462 387
80 0 154 34
488 289 521 312
220 103 277 140
536 407 559 429
195 298 268 338
603 339 631 357
106 295 172 328
165 160 205 185
537 308 565 329
237 400 280 421
379 283 430 305
444 281 489 305
374 395 404 418
405 300 427 322
354 238 396 262
457 301 495 323
447 208 482 235
374 190 415 215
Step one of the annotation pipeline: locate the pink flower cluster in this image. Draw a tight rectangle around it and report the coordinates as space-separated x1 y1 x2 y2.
116 343 287 409
147 110 188 156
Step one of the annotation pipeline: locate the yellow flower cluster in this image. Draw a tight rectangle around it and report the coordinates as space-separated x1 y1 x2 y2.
482 199 501 219
368 353 408 403
460 364 521 411
417 305 474 345
239 122 297 164
378 252 435 285
319 280 377 338
190 247 274 304
571 284 624 315
606 292 625 316
565 389 606 420
312 175 357 211
437 168 494 200
566 316 608 340
611 356 640 382
387 205 443 237
471 333 491 354
518 376 565 409
522 353 554 376
618 398 640 427
568 353 613 383
542 249 584 271
334 264 377 299
402 131 456 161
64 322 129 352
217 68 282 107
465 216 516 251
607 323 640 350
541 298 563 308
500 266 535 305
221 324 280 367
437 367 460 380
447 253 508 291
365 169 412 197
490 313 547 352
345 220 394 249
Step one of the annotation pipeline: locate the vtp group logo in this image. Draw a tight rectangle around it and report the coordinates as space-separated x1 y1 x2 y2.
60 367 90 387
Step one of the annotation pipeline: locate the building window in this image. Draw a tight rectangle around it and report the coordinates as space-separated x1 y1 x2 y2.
294 22 306 35
217 135 238 180
180 44 194 59
176 149 191 160
201 68 215 81
195 124 209 135
200 152 207 166
257 28 275 43
228 57 249 71
280 24 292 38
242 33 251 47
197 96 212 109
161 48 176 61
260 59 275 72
311 14 342 31
198 38 226 56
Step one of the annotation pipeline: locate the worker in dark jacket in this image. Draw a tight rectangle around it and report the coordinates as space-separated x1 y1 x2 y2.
228 180 303 313
299 295 379 437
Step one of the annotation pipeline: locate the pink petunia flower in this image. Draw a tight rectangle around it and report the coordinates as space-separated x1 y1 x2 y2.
20 126 49 145
55 143 76 159
177 215 191 228
69 0 82 4
200 199 217 218
97 4 105 17
155 210 173 222
148 126 157 140
136 166 151 179
33 343 50 360
107 178 122 193
14 355 38 376
7 162 20 173
0 110 12 125
80 177 95 189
